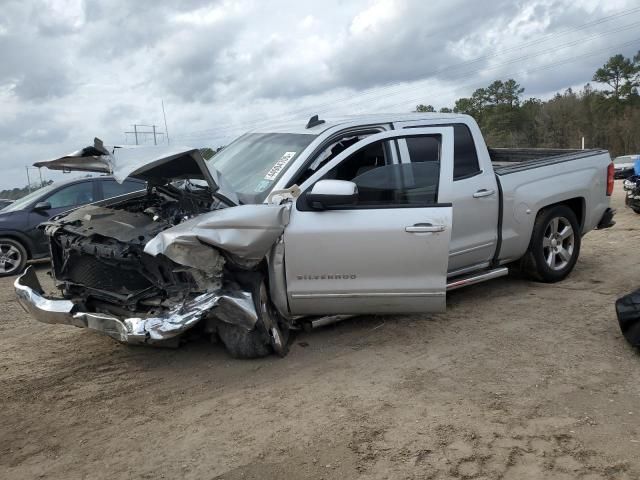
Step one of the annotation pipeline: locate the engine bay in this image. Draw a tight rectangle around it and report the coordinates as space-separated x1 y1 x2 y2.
46 182 225 317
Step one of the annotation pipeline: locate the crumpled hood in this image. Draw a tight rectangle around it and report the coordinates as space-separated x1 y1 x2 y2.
144 203 290 268
34 138 238 204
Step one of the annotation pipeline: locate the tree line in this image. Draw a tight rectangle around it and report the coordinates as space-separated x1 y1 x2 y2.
0 180 53 201
416 51 640 156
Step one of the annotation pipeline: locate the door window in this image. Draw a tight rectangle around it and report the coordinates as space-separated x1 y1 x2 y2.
45 181 95 209
316 135 441 207
294 130 383 185
101 180 144 199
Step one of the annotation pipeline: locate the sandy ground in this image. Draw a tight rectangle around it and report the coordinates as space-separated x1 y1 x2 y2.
1 183 639 480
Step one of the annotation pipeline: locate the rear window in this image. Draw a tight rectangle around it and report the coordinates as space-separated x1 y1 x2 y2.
452 124 480 180
614 156 633 164
403 123 480 180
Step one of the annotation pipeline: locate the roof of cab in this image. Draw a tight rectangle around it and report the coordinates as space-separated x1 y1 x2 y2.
250 112 471 135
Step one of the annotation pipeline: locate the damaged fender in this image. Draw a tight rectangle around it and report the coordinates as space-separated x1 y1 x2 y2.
143 203 291 268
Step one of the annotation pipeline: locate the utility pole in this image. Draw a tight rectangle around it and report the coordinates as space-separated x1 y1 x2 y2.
124 124 164 145
38 167 44 187
162 100 170 145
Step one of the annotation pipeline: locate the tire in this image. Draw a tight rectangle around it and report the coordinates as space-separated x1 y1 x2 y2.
0 238 27 277
216 279 289 359
216 322 274 359
633 208 640 215
522 205 581 283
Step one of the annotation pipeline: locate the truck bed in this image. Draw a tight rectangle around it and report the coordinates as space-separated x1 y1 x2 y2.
490 148 608 175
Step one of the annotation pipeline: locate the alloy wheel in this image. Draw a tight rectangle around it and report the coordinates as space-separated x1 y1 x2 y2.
542 216 575 271
0 243 23 275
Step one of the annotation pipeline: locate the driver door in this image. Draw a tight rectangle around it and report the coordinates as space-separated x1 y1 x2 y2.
284 127 454 315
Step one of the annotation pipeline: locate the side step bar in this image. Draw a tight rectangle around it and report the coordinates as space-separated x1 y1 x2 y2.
446 267 509 291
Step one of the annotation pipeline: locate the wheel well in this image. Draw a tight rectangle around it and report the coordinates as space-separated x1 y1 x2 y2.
0 235 31 259
538 197 585 230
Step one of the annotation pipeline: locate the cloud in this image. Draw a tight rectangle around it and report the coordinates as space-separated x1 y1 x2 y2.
0 0 638 189
0 2 76 100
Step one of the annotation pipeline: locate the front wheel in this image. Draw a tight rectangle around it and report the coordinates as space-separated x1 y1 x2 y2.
0 238 27 277
522 205 581 283
216 280 289 358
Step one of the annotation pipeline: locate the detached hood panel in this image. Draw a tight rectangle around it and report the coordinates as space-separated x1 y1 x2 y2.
34 138 237 203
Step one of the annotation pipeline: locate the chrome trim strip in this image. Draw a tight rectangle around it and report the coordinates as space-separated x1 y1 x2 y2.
447 261 491 277
449 242 495 257
291 291 445 299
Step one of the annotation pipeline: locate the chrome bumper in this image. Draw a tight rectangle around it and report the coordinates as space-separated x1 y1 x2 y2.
14 266 247 345
15 267 148 344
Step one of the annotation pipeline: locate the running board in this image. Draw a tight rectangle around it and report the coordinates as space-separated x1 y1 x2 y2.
446 267 509 291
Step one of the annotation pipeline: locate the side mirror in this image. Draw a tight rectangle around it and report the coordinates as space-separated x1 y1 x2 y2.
306 180 358 210
33 201 51 212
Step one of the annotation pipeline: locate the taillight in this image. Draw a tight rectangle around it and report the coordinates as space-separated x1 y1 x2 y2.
607 163 614 196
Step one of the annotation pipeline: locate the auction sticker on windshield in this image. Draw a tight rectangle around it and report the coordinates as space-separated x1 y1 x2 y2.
264 152 296 181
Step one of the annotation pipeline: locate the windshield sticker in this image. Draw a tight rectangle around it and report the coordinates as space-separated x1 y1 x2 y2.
264 152 296 181
254 180 272 193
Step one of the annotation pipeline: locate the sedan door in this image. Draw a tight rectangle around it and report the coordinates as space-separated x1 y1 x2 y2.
284 127 454 316
27 180 98 255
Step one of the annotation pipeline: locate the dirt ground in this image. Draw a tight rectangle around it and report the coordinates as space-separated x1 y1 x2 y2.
1 183 639 480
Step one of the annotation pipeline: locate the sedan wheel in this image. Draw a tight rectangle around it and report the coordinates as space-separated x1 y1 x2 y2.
0 239 27 277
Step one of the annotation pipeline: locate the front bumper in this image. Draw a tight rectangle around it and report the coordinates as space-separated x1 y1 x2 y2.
15 267 257 344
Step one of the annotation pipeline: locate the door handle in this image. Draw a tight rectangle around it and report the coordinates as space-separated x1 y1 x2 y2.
405 223 446 233
473 188 496 198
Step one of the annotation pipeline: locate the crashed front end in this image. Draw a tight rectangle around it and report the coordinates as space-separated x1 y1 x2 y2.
15 140 292 355
623 175 640 213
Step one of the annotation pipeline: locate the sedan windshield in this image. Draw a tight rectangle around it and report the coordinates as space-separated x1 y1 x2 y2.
1 183 58 212
208 132 316 203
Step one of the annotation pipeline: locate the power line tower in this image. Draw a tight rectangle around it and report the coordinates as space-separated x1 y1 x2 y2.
124 124 166 145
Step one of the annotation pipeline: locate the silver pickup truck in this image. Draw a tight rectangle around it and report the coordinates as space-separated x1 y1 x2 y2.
15 113 616 357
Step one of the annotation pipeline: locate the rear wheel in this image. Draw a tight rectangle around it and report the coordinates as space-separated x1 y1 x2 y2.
0 238 27 277
522 205 581 283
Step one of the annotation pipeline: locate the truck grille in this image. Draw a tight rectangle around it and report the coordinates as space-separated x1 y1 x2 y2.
63 254 152 292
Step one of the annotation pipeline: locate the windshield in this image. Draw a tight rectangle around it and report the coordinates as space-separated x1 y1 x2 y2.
208 132 316 203
1 183 59 212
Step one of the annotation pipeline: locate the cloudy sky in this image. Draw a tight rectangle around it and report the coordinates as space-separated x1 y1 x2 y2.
0 0 638 189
